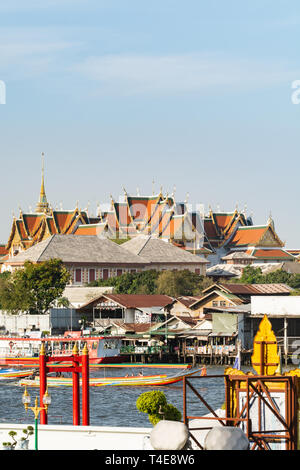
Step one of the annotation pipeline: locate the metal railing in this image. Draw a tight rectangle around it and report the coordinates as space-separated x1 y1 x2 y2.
182 373 299 450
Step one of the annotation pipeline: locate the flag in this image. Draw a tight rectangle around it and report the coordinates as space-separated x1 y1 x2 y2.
275 348 282 375
233 352 240 370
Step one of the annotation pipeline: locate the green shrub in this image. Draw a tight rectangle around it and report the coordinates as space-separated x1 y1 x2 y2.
136 390 181 426
136 390 167 415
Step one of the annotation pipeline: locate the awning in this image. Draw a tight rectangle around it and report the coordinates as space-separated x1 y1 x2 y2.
178 329 211 337
209 332 237 337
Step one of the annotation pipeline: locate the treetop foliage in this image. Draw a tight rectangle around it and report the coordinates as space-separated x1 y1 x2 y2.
0 259 70 314
235 265 300 289
89 269 213 297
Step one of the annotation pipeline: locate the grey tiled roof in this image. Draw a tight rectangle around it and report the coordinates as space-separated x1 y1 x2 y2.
122 235 208 264
6 235 147 265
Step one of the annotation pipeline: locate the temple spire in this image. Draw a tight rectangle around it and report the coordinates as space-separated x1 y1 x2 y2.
35 152 50 214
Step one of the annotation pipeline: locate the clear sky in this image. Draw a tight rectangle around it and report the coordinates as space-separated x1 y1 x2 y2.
0 1 300 247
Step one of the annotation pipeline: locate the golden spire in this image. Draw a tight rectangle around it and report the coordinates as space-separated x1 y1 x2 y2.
39 342 46 356
72 342 79 355
35 152 50 214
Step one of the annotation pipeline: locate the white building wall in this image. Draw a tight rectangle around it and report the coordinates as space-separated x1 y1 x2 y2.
0 423 152 450
251 296 300 316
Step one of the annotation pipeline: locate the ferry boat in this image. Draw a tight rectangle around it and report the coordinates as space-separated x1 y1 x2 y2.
0 332 124 366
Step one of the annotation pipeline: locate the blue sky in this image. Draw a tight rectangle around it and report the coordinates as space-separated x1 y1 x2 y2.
0 1 300 247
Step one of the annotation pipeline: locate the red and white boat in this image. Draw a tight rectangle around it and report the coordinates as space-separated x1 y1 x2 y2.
0 332 124 366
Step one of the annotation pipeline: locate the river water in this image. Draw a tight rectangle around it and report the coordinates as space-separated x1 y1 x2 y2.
0 365 233 428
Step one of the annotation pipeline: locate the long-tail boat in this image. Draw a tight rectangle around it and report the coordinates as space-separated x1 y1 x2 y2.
18 367 206 388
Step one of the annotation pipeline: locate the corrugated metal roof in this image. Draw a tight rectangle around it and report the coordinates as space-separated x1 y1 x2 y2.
221 283 292 294
80 293 174 310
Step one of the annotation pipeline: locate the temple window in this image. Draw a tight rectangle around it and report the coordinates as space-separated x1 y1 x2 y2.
103 269 109 280
89 268 95 283
75 268 82 283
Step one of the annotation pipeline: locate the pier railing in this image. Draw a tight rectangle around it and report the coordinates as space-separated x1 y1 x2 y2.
120 345 169 355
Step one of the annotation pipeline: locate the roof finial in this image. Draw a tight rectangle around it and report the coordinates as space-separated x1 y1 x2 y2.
35 152 50 214
267 211 274 229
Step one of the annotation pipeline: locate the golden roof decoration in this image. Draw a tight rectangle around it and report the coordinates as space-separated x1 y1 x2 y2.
251 314 279 376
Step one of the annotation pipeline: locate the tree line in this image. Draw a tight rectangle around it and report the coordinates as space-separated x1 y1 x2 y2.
233 265 300 290
1 259 300 315
88 269 214 296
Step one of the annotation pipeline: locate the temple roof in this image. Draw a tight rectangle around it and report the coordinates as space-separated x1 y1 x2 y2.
74 223 107 236
6 208 90 252
246 248 295 260
227 224 284 248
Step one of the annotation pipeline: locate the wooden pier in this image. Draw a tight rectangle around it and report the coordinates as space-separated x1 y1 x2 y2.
121 350 252 367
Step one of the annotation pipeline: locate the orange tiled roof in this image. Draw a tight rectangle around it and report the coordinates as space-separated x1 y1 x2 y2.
113 202 133 227
213 212 236 232
52 210 83 234
204 219 219 239
74 224 106 236
126 195 162 223
16 219 28 240
229 225 270 247
161 214 184 239
251 248 295 260
22 214 43 236
0 245 8 256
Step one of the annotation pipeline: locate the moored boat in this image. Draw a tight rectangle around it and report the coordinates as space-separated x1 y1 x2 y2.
0 333 123 366
0 368 36 381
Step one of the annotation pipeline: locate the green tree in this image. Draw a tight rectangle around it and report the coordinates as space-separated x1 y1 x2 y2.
156 270 202 297
236 266 300 291
0 259 70 315
89 269 213 297
238 265 264 284
88 270 160 294
286 273 300 289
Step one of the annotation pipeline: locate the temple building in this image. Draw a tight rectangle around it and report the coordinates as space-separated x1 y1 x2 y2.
202 208 296 267
5 163 206 257
3 157 297 273
74 188 205 255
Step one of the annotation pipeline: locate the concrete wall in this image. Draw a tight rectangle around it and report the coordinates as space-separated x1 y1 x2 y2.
0 313 50 335
0 309 81 335
0 423 152 450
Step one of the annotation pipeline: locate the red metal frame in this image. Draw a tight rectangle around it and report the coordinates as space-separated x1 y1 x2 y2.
39 343 90 426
